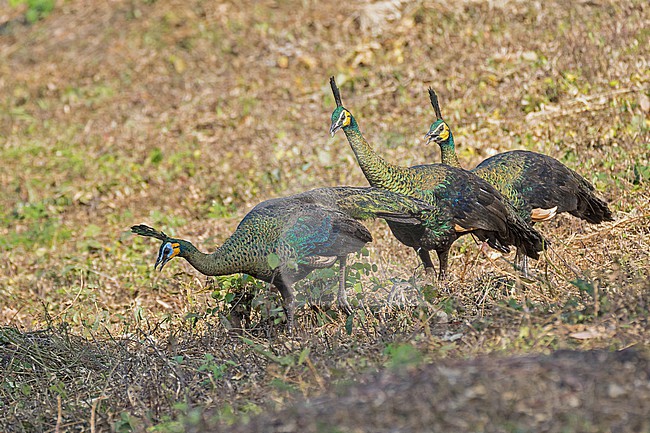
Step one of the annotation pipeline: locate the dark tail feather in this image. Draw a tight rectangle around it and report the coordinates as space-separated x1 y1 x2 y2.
507 217 547 260
131 224 168 241
470 230 511 254
572 193 614 224
491 195 548 259
486 237 511 254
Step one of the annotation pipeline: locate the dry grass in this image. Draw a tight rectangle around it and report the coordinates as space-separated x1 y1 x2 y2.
1 0 649 431
204 349 650 433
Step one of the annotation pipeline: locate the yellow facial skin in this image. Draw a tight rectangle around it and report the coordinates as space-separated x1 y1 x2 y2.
171 242 181 259
342 110 351 127
438 123 450 141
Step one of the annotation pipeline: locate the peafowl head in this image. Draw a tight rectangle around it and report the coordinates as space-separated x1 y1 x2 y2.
328 76 357 136
131 224 188 271
424 87 454 148
155 239 183 270
330 106 354 136
424 119 452 146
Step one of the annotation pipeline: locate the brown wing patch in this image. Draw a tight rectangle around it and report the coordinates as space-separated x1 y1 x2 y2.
531 206 558 222
454 224 474 233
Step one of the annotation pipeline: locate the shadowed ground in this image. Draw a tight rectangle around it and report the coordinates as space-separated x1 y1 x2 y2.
201 349 650 433
1 0 648 430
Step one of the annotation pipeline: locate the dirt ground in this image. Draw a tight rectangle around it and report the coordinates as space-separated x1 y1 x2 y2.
1 0 649 431
206 349 650 433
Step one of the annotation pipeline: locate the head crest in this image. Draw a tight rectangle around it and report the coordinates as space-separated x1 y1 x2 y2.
330 76 342 107
131 224 168 241
428 88 443 121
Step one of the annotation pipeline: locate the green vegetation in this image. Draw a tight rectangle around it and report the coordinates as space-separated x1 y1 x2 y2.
9 0 54 23
1 0 648 431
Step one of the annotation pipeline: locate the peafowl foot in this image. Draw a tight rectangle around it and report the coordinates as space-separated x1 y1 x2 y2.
337 296 354 316
515 254 537 281
284 314 294 336
336 255 354 316
388 281 411 307
274 282 296 335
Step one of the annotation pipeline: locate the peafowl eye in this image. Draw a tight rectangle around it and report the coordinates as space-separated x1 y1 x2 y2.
155 241 180 270
329 107 351 136
425 119 450 144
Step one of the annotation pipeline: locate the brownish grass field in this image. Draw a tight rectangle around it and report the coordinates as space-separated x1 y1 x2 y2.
1 0 649 431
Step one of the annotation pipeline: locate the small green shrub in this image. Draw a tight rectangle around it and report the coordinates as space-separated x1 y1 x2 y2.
10 0 55 23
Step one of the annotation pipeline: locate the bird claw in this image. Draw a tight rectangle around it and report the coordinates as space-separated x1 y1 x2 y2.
338 298 354 316
423 266 442 284
515 255 537 281
388 281 410 306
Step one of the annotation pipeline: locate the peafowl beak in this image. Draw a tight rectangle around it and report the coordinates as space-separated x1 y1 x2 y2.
154 254 169 271
329 119 343 136
424 130 435 144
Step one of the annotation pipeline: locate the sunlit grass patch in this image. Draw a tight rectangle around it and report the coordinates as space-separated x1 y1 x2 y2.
1 0 649 430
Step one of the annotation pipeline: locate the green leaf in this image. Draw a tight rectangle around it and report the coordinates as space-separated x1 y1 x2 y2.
633 162 650 185
570 278 594 297
384 343 422 369
507 298 523 311
267 253 281 270
297 347 310 365
345 313 354 335
25 9 39 23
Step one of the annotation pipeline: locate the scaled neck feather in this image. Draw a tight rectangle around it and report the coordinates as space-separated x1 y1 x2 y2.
343 123 410 190
439 134 461 168
180 240 245 277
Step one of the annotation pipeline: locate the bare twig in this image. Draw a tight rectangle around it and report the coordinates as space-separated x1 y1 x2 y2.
55 395 62 433
90 395 107 433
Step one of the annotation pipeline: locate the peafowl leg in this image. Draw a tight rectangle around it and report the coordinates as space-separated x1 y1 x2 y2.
515 249 530 278
275 282 295 334
436 249 449 281
417 248 437 278
336 255 353 316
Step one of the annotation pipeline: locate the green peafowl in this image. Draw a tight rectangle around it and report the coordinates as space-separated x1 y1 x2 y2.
132 186 432 332
424 88 613 275
328 77 546 279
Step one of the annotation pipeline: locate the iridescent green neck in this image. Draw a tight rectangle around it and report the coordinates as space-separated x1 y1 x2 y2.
439 134 461 168
179 240 243 276
342 123 407 190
